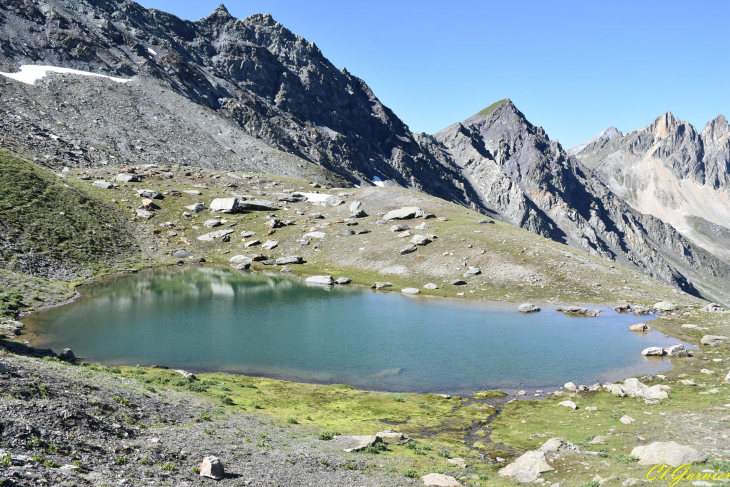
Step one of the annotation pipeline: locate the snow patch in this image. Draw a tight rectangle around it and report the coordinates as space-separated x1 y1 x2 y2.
295 192 334 203
372 176 385 187
147 47 157 55
0 65 131 85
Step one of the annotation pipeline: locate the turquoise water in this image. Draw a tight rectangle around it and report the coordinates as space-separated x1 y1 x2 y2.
22 267 684 394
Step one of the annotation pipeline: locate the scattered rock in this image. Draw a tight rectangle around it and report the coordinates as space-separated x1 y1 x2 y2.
303 231 326 239
410 235 431 246
629 323 651 332
371 282 393 290
137 189 162 199
199 456 224 480
234 262 250 270
275 256 303 265
447 457 467 468
172 249 194 258
261 240 279 250
115 173 140 182
664 344 687 357
630 441 707 466
59 349 75 361
197 229 234 241
383 207 425 220
641 347 664 356
185 203 207 212
702 303 726 313
563 382 577 392
700 335 728 347
375 430 410 445
400 244 417 255
401 288 420 295
135 208 154 219
423 283 438 290
238 200 275 211
421 473 461 486
337 435 382 453
462 267 481 278
558 400 577 409
210 197 238 213
619 415 635 424
0 363 7 374
633 305 656 316
653 301 677 312
390 224 409 232
92 180 116 189
334 277 351 284
203 219 221 228
244 239 261 247
518 303 540 313
305 275 334 285
498 450 554 483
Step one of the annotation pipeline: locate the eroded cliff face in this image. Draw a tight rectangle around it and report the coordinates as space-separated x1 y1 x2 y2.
0 0 728 303
435 101 730 304
573 113 730 262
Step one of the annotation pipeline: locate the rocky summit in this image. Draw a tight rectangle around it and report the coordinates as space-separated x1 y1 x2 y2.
0 0 729 304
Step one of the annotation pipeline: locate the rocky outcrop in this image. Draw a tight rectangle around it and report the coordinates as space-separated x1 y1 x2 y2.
434 101 730 305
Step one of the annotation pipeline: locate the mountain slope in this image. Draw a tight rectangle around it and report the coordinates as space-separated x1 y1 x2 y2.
434 101 730 305
566 126 619 155
573 113 730 261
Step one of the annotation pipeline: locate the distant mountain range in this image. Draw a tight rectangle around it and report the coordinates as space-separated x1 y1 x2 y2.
0 0 728 304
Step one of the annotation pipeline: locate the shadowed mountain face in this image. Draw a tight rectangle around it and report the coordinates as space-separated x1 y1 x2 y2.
0 0 728 304
573 113 730 263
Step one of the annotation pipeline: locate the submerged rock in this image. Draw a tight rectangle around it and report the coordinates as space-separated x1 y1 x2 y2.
518 303 540 313
305 275 334 285
629 323 651 332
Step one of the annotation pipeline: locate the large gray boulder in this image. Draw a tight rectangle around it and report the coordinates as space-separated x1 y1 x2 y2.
199 456 224 479
463 267 481 278
229 255 252 265
210 197 238 213
92 180 116 189
518 303 541 313
498 450 554 483
276 256 303 265
410 235 431 246
197 229 234 241
630 441 707 466
172 249 194 258
115 173 141 182
305 275 334 285
400 244 417 255
238 200 275 211
383 207 425 220
135 209 154 219
137 189 162 199
185 203 207 213
701 335 729 347
653 301 677 312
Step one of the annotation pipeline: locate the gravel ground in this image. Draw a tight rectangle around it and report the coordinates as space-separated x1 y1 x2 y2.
0 352 413 486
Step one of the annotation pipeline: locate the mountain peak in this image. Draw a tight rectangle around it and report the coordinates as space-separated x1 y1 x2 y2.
477 98 511 119
567 126 620 155
200 4 234 22
652 112 677 138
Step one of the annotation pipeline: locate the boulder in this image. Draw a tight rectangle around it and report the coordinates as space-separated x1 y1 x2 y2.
447 457 467 468
350 209 367 218
303 231 326 239
423 283 438 290
185 203 207 212
401 288 420 294
518 303 540 313
563 382 577 392
261 240 279 250
234 262 250 270
702 303 726 313
115 173 141 182
92 180 116 189
349 201 362 212
629 323 651 332
375 430 410 445
451 279 467 286
653 301 677 312
60 349 75 361
498 450 554 483
622 378 649 397
0 363 7 374
337 435 382 453
421 473 461 486
238 200 275 211
241 231 256 238
137 189 162 199
630 441 707 466
334 277 351 284
199 456 224 479
633 305 656 316
305 275 334 286
613 304 632 312
210 197 238 213
197 229 234 241
558 400 577 409
700 335 729 347
390 224 409 232
244 240 260 247
135 209 154 219
619 415 635 424
644 385 669 400
275 256 303 265
203 219 221 228
229 255 252 265
463 267 481 278
411 235 431 246
371 282 393 290
172 249 194 258
604 383 626 397
400 244 417 255
664 344 687 357
383 207 425 220
539 437 580 453
641 347 664 356
562 306 588 314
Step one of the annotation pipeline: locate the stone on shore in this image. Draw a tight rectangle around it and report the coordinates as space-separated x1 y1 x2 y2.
401 288 420 294
60 348 75 361
423 283 438 289
664 344 687 357
334 277 351 284
421 473 461 486
633 305 656 316
199 456 224 479
305 275 334 285
630 441 707 466
498 450 554 483
701 335 729 347
629 323 651 332
641 347 664 356
518 303 541 313
563 382 577 392
275 256 303 265
653 301 677 312
371 282 393 290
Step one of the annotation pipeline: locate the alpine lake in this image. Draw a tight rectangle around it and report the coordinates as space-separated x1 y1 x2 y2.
21 266 688 395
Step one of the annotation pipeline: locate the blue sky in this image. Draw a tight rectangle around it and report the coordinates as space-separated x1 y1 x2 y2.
137 0 729 148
